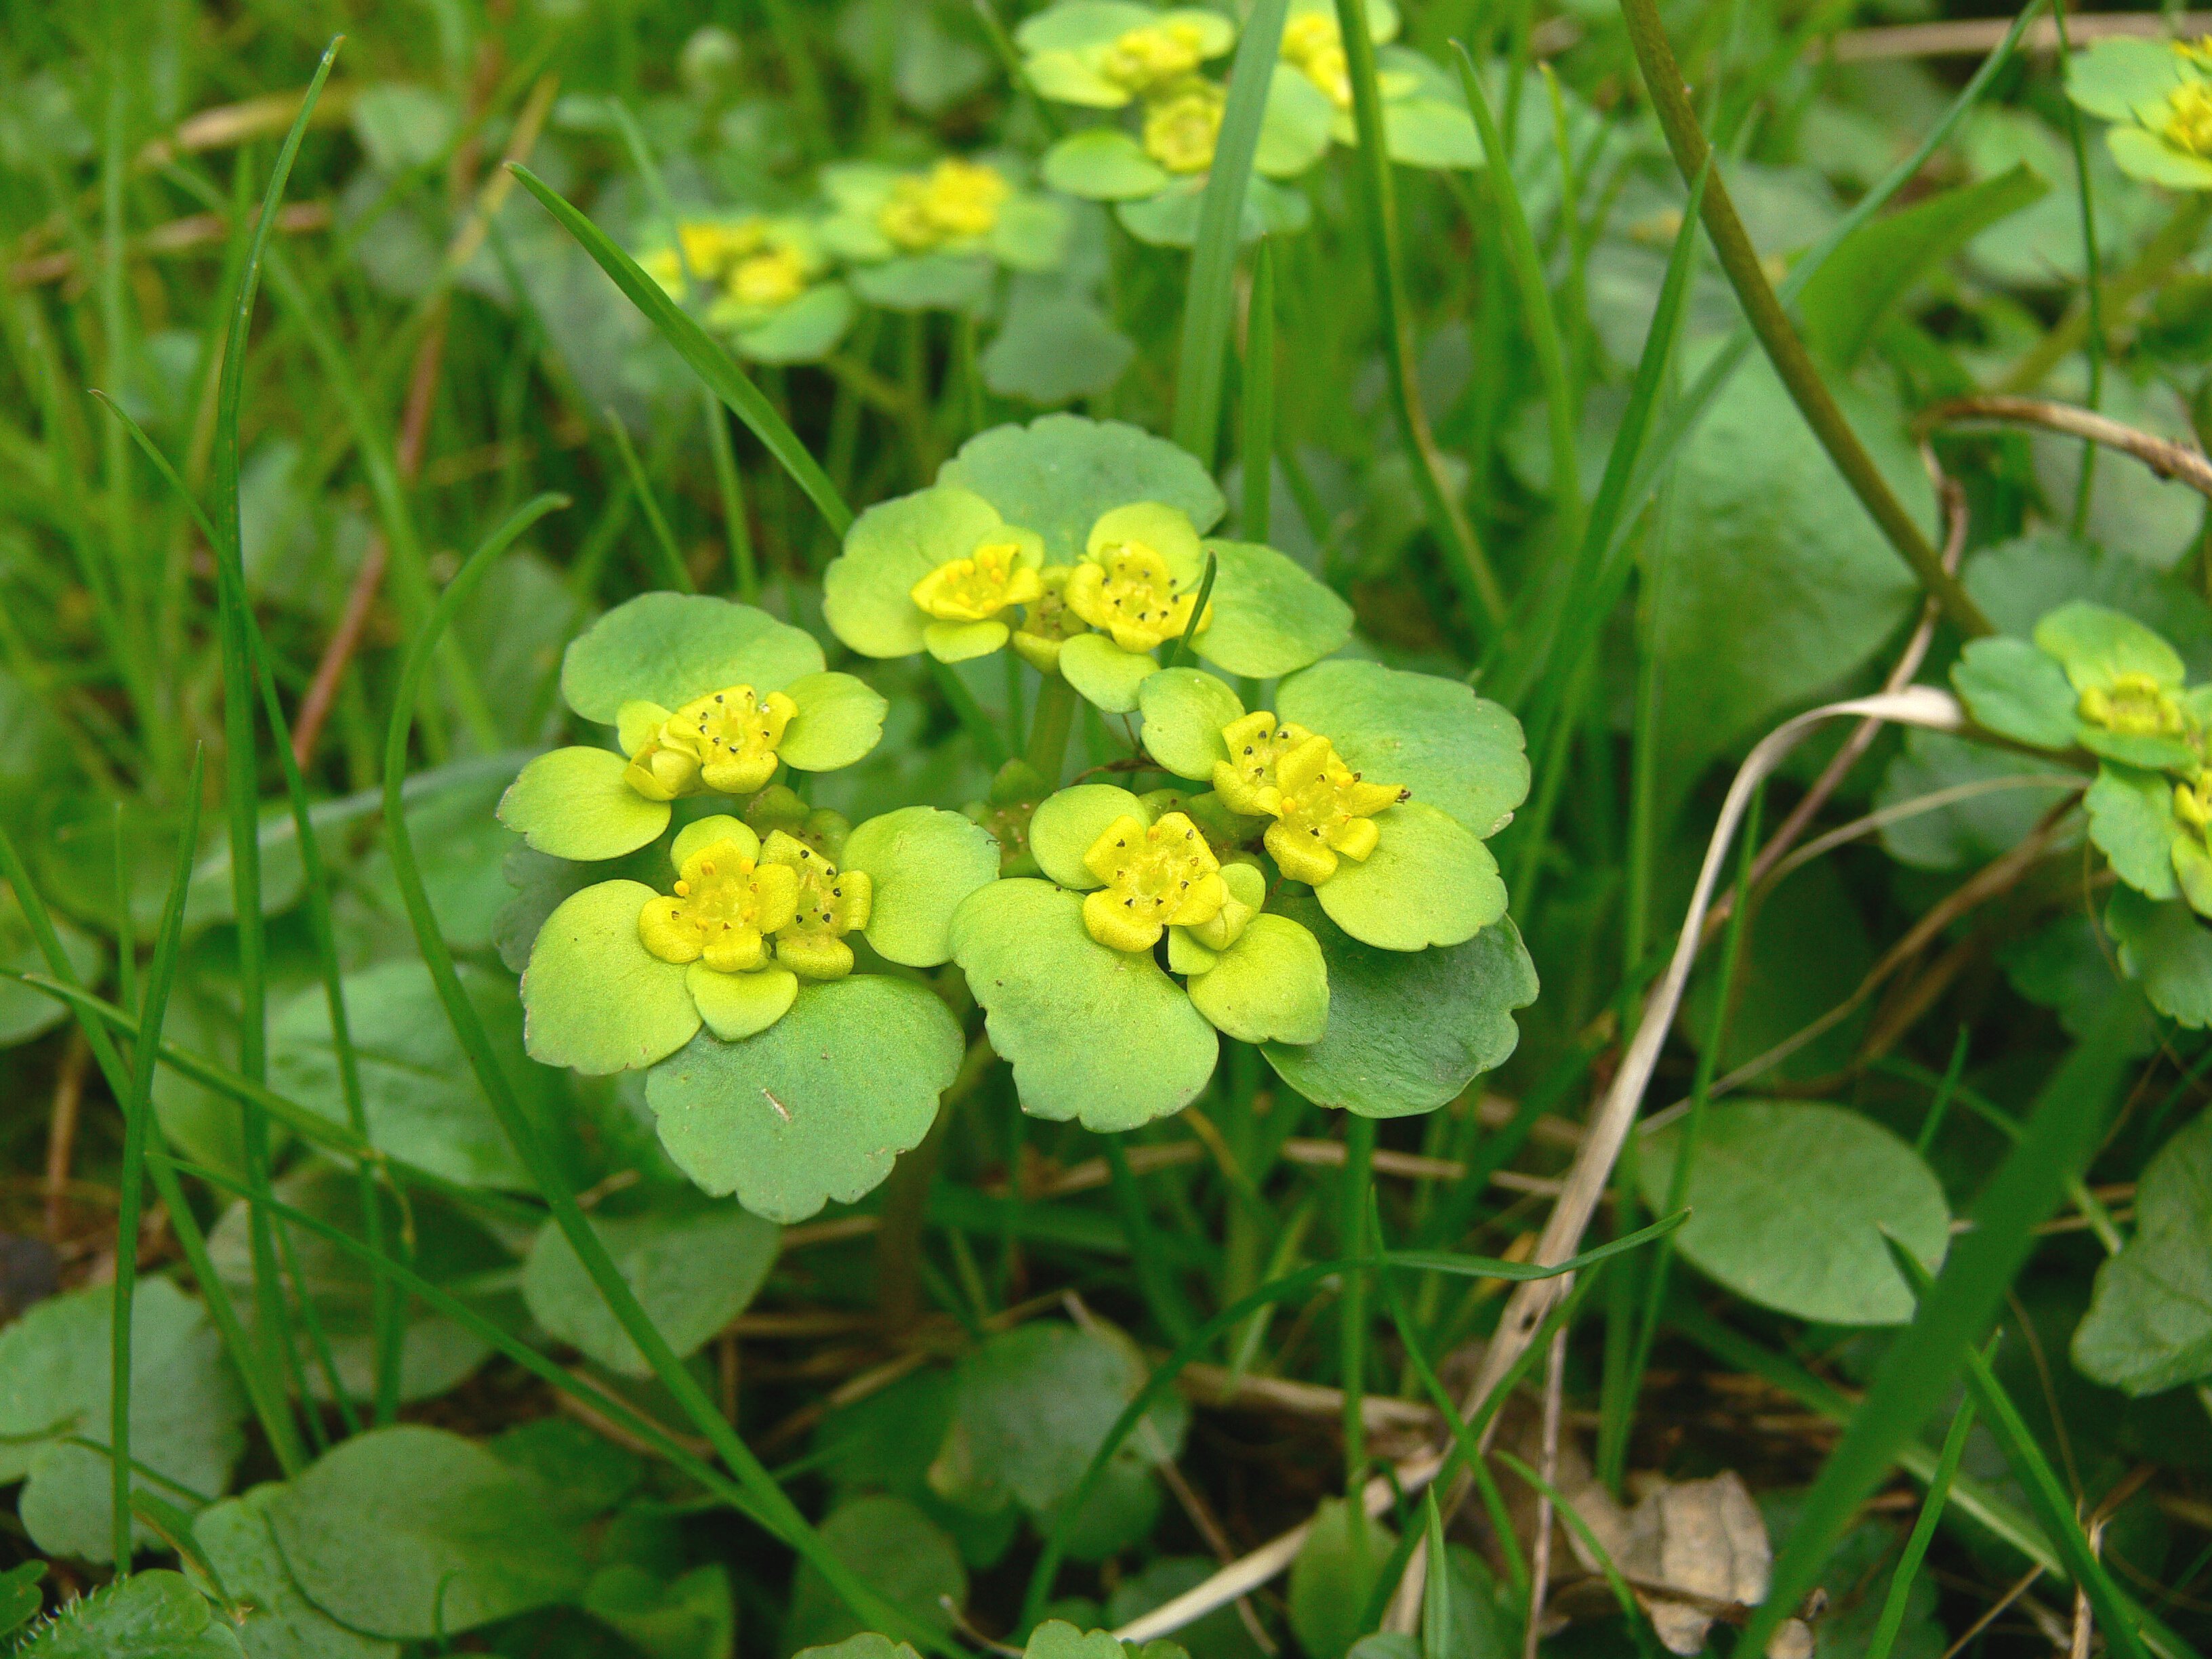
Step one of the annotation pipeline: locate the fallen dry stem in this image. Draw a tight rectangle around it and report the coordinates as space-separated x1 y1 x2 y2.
1927 396 2212 501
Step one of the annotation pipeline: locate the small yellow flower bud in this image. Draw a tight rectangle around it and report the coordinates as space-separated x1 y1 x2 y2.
657 684 800 796
2079 672 2188 739
1011 566 1090 672
1142 81 1225 174
1280 14 1352 107
760 830 873 980
879 159 1011 250
1065 541 1212 653
638 838 801 974
1101 21 1208 91
1080 811 1228 952
1212 711 1319 817
2166 81 2212 157
728 245 808 310
912 541 1046 623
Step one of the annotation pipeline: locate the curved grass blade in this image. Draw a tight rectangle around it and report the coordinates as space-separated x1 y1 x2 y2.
1738 1016 2135 1655
1241 240 1276 540
1331 0 1505 630
1173 0 1287 468
1885 1238 2158 1659
380 494 947 1656
605 409 693 594
1018 1214 1685 1629
94 390 407 1425
508 164 853 537
0 838 306 1476
1866 1384 1975 1659
112 747 202 1570
209 34 342 1455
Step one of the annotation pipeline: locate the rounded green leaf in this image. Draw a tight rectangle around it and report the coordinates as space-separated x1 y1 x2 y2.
497 746 670 863
1087 500 1204 579
940 415 1225 560
982 294 1136 406
2086 764 2181 900
851 255 993 314
783 1496 967 1655
1030 785 1151 889
2032 599 2185 691
842 806 1003 966
688 963 798 1041
1117 173 1310 247
1139 668 1245 781
1187 912 1327 1044
1277 658 1529 838
1025 50 1134 108
1382 95 1480 169
1256 66 1336 178
926 619 1010 662
2072 1105 2212 1393
1315 802 1505 951
781 671 889 772
1044 130 1172 201
1638 1101 1950 1326
1016 1 1170 53
1193 541 1353 679
672 813 758 869
949 879 1218 1131
2067 37 2190 123
522 880 701 1074
197 1486 397 1659
523 1202 779 1378
735 282 856 364
2106 125 2212 190
1950 636 2078 750
990 193 1073 272
1060 632 1160 712
1262 897 1536 1118
825 486 1010 659
645 976 963 1222
266 1426 588 1639
2108 886 2212 1029
562 594 824 725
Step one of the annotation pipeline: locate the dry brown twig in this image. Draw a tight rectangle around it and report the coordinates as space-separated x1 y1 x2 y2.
1926 395 2212 501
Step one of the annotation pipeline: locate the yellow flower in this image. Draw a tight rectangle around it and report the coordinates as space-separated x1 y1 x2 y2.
2080 672 2188 739
1011 566 1090 673
912 541 1046 623
1143 81 1225 173
728 245 809 310
1281 13 1352 107
1212 711 1319 817
1080 811 1228 951
1065 539 1212 653
1102 21 1209 92
760 830 873 979
1264 735 1404 884
2175 35 2212 69
638 838 801 973
2166 81 2212 157
880 159 1012 250
683 220 765 279
622 684 799 799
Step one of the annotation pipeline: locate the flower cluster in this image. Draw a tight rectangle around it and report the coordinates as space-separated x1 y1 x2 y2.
2067 35 2212 190
1020 0 1478 245
637 153 1069 362
1954 602 2212 1026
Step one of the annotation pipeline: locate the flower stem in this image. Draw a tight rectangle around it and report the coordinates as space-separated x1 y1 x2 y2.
1025 672 1079 784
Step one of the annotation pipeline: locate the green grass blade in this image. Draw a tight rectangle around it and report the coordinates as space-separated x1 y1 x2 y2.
92 389 409 1428
378 492 945 1656
111 747 203 1570
1018 1214 1685 1629
1451 45 1581 556
1241 240 1276 540
2051 0 2106 533
0 834 306 1476
1885 1240 2158 1659
1339 1115 1376 1496
1739 1015 2136 1654
604 410 693 594
1419 1492 1450 1659
1866 1387 1975 1659
1331 0 1506 630
1172 0 1287 468
1162 552 1218 671
509 164 853 537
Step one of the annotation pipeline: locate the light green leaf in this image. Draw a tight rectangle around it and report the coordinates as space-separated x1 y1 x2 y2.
266 1427 588 1639
825 486 1011 660
794 1637 920 1659
1277 659 1528 838
1115 174 1310 247
1016 1 1172 54
2073 1105 2212 1394
982 292 1134 407
1315 802 1504 952
1044 129 1170 201
687 963 797 1042
522 880 701 1074
1187 912 1327 1044
1029 785 1152 889
271 960 549 1192
1193 542 1353 679
781 672 890 771
196 1485 399 1659
1637 1101 1951 1326
0 1279 245 1562
850 255 993 314
1139 668 1245 781
16 1572 241 1659
2033 600 2186 691
560 593 825 724
2106 124 2212 190
1025 49 1134 107
940 415 1225 561
672 814 758 869
1021 1624 1124 1659
1381 96 1481 170
926 619 1010 662
2108 887 2212 1029
646 977 963 1222
1950 636 2079 751
990 194 1073 272
2066 37 2191 122
842 807 1003 966
949 879 1218 1130
1263 898 1534 1118
1288 1500 1397 1659
1256 66 1335 178
0 888 101 1048
523 1200 779 1378
1060 632 1160 712
783 1497 966 1654
2085 764 2181 901
733 282 856 364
